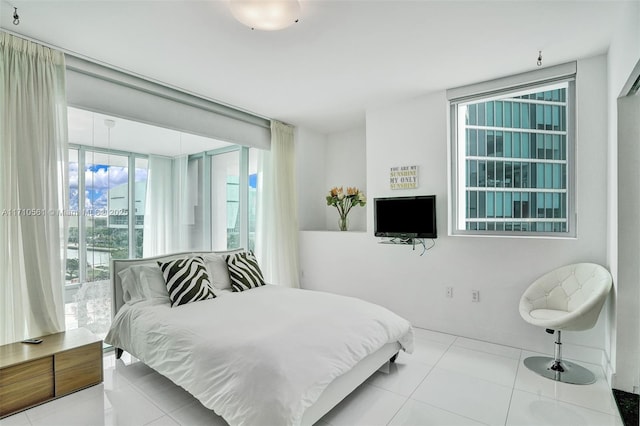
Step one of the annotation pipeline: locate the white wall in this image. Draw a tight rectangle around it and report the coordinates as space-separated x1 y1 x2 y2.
606 0 640 391
616 93 640 393
324 128 367 232
299 55 610 364
296 126 367 232
295 127 327 231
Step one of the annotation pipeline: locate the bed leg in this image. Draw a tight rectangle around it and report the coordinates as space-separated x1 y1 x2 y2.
390 352 398 363
115 348 123 359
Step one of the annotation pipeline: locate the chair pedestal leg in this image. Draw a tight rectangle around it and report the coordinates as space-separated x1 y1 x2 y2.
550 330 565 372
523 330 596 385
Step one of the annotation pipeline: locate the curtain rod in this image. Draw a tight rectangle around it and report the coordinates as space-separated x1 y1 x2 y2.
0 28 272 124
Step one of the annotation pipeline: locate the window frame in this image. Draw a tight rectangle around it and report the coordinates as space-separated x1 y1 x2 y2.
448 64 577 238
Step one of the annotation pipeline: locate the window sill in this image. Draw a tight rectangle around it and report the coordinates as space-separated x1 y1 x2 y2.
449 231 577 240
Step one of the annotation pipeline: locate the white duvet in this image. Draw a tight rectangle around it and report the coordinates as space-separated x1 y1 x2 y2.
105 285 413 426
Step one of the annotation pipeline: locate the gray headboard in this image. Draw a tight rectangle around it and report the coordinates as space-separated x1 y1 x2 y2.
110 250 240 317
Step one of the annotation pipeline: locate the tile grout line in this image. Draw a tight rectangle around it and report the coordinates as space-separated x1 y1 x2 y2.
107 355 174 426
373 335 457 424
404 336 457 400
406 398 494 426
503 350 525 425
384 397 411 426
394 335 508 424
407 345 519 425
451 343 523 361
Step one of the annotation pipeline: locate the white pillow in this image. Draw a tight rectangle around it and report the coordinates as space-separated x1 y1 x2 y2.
202 249 244 291
137 264 171 303
118 264 170 305
118 267 146 304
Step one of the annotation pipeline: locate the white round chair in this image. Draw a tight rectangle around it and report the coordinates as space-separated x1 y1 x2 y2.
519 263 612 385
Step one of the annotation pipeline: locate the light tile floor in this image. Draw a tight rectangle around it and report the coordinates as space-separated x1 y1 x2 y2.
1 328 622 426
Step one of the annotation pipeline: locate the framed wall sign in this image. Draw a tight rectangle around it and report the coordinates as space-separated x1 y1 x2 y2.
390 165 418 190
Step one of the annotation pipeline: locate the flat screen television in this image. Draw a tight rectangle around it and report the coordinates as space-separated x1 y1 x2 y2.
374 195 437 239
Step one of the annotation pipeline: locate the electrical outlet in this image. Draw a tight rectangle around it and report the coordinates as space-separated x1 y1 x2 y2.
472 290 480 302
446 287 453 298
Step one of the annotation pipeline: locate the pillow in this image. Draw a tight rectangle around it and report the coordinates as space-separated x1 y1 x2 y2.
225 251 265 292
136 265 171 303
118 267 146 304
157 256 216 307
201 249 244 291
202 254 232 290
118 264 171 305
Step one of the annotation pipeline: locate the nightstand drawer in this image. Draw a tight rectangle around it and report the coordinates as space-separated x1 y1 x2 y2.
0 357 52 386
0 358 54 417
55 342 102 396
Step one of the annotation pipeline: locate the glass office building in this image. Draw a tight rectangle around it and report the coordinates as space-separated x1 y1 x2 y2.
457 82 570 233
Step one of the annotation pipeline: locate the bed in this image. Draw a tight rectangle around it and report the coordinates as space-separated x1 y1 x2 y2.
105 250 413 426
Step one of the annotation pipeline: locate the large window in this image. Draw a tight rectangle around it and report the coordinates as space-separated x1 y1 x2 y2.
66 144 148 336
65 107 259 337
450 71 576 237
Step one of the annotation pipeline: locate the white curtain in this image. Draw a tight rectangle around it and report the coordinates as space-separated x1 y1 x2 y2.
0 32 68 345
143 155 191 256
255 121 300 288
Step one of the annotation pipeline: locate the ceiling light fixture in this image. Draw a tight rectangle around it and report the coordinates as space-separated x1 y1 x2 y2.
229 0 300 31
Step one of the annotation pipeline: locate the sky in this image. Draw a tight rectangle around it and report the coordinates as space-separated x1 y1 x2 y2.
68 162 148 213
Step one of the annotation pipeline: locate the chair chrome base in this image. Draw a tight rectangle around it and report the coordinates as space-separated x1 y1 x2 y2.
523 356 596 385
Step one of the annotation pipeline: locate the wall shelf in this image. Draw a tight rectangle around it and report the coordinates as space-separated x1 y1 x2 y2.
377 237 436 255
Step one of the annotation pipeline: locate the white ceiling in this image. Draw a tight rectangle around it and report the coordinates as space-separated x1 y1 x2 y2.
0 0 632 135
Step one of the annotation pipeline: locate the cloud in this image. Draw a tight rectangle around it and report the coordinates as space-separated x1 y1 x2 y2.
85 190 109 211
69 188 79 210
69 162 79 188
85 166 128 190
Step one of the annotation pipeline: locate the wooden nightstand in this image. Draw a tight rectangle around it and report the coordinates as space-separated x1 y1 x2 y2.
0 328 103 418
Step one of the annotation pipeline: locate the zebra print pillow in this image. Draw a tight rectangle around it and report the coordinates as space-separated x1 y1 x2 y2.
225 251 265 292
157 256 216 307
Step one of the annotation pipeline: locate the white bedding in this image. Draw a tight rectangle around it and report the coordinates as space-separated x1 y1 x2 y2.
105 285 413 426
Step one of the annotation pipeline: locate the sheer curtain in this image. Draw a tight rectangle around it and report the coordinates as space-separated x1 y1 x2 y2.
0 32 68 345
143 155 191 256
255 121 300 288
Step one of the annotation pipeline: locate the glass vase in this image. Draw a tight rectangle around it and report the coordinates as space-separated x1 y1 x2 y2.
338 215 349 231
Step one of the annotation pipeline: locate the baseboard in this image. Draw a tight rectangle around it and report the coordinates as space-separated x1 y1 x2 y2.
561 343 605 367
612 373 640 394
